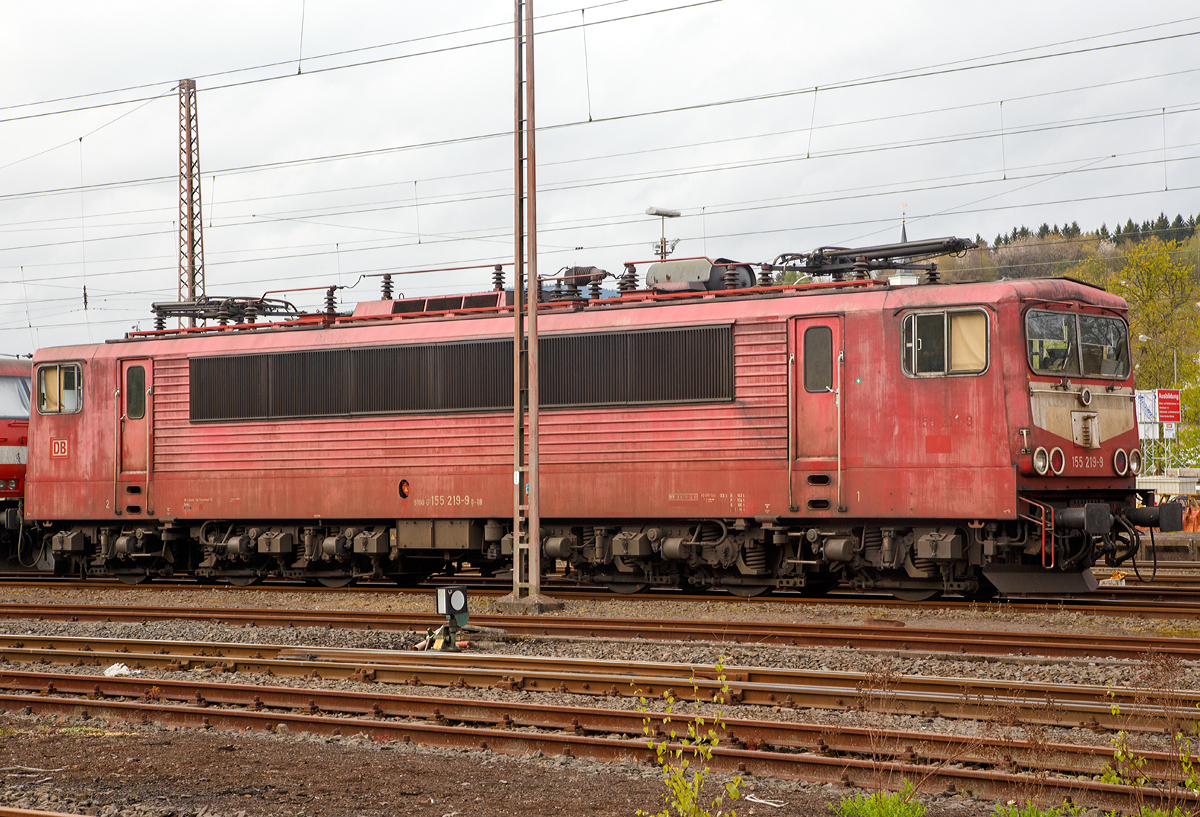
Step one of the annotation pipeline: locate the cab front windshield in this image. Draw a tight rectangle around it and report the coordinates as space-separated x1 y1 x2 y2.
1026 309 1130 378
0 376 31 420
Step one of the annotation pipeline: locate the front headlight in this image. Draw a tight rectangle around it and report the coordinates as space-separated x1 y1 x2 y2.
1033 447 1050 475
1129 449 1143 476
1113 448 1129 476
1049 447 1066 475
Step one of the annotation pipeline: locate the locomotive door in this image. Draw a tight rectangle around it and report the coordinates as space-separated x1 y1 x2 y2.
117 359 153 514
790 317 843 512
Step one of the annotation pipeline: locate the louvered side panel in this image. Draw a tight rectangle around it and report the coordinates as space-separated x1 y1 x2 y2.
154 319 787 472
537 320 786 465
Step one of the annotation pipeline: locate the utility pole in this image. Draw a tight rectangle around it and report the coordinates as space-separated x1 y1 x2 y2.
499 0 560 614
178 79 205 327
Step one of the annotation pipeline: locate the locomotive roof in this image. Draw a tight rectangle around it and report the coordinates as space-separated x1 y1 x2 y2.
29 274 1124 361
0 359 32 377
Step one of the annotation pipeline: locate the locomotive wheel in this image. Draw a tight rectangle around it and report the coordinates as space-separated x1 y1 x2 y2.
960 577 999 602
799 578 840 597
391 573 432 588
890 588 942 602
723 584 772 598
224 575 262 587
114 571 150 585
315 576 355 588
605 581 648 595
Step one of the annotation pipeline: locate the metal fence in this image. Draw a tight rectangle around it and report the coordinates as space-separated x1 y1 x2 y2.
1141 436 1200 473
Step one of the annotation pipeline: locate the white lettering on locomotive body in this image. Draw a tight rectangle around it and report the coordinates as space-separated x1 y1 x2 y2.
1072 454 1105 470
423 495 476 507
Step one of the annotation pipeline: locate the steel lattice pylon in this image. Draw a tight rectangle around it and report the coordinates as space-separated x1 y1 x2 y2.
177 79 204 325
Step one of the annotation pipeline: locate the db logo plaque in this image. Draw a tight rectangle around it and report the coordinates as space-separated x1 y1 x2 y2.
50 439 68 459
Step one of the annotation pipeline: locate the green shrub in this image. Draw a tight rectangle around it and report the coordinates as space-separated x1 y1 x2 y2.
993 802 1069 817
636 660 742 817
830 780 925 817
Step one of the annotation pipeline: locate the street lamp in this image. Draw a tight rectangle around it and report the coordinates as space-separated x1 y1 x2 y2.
1138 334 1178 388
646 206 681 261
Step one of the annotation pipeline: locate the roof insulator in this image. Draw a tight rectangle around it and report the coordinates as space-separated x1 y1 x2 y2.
619 264 638 293
723 265 741 290
325 286 337 319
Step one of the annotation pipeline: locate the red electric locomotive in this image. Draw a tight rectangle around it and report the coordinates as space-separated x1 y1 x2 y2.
20 237 1181 597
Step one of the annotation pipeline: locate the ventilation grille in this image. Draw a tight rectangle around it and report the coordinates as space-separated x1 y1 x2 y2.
190 325 733 422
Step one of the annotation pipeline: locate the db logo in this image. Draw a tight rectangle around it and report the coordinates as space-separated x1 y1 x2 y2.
50 439 68 459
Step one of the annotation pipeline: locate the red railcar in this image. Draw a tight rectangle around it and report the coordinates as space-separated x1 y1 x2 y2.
0 359 31 566
21 239 1180 596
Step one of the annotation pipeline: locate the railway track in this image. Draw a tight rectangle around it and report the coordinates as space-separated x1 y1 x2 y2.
0 601 1197 661
0 667 1194 811
0 633 1186 732
5 573 1200 613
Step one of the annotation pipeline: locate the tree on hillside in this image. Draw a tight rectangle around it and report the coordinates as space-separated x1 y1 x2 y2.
991 234 1091 278
1077 239 1200 390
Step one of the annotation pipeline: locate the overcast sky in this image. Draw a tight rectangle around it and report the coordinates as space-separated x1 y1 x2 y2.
1 0 1198 352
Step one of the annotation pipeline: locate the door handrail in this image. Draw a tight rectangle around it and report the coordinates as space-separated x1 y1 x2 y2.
787 352 796 512
836 349 845 513
112 387 120 517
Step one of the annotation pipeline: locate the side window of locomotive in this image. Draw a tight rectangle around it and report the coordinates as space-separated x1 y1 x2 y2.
126 366 146 420
902 310 988 376
804 326 833 392
1026 310 1080 375
37 363 83 415
1078 314 1130 378
949 311 988 372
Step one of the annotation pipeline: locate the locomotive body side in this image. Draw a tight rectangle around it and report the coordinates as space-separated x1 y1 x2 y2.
22 273 1178 594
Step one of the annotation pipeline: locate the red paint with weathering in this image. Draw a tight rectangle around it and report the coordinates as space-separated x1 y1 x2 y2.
0 359 31 503
24 277 1135 527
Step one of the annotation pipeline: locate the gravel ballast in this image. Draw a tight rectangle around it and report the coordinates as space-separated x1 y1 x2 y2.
0 585 1195 815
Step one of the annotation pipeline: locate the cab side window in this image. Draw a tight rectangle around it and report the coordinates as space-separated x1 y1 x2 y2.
804 326 833 392
1026 309 1130 378
37 363 83 414
1026 310 1080 375
902 309 989 377
126 366 146 420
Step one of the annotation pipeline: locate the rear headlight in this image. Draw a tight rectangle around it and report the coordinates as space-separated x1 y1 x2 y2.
1033 447 1050 475
1113 449 1129 476
1129 449 1143 476
1049 447 1066 475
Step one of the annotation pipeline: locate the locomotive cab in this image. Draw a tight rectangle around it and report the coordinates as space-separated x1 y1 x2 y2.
998 295 1179 592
